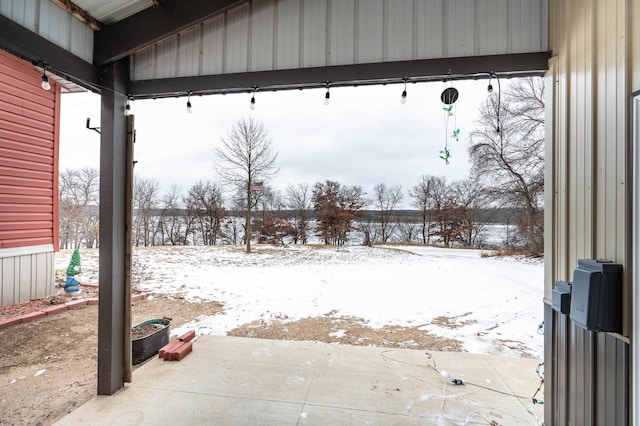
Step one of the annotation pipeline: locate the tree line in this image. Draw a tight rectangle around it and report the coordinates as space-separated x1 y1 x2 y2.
58 77 544 253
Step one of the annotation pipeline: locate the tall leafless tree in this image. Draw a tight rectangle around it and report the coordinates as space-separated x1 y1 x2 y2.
372 183 403 243
286 183 313 244
409 175 445 246
133 177 160 246
58 167 99 248
158 185 188 245
215 117 279 253
468 77 544 252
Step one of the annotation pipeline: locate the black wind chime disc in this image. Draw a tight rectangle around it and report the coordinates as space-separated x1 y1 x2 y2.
440 87 459 105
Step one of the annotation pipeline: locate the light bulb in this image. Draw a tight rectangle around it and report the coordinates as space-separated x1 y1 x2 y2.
401 90 407 104
324 89 330 106
487 83 494 93
124 100 131 116
187 100 192 114
250 95 256 110
41 73 50 91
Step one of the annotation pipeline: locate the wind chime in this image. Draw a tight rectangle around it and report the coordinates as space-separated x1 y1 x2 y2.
440 84 460 164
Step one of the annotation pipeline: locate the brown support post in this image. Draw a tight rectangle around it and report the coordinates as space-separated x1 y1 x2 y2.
124 115 135 383
98 58 129 395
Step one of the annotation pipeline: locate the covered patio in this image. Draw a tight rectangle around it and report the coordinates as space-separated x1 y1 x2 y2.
55 335 543 425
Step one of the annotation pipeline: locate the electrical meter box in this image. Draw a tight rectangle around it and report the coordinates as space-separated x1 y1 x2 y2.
569 259 622 333
552 280 572 315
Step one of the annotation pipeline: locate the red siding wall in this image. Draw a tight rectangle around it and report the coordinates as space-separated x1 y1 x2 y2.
0 50 60 249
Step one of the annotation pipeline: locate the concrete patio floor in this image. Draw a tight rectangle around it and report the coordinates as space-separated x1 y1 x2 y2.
55 336 544 425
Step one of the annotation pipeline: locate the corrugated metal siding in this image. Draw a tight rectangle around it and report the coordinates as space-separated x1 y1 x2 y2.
0 0 93 62
545 305 629 426
0 245 55 306
0 49 57 249
131 0 549 81
545 0 635 424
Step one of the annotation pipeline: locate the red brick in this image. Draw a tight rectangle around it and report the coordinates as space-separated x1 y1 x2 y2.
0 318 17 329
65 299 88 309
171 341 193 361
131 293 146 302
43 304 69 315
86 298 99 306
178 330 196 343
15 311 46 323
159 340 182 358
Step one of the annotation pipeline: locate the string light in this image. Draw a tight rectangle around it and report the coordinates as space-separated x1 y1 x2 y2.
124 98 131 116
324 82 330 106
186 91 192 113
250 87 257 110
401 78 407 104
41 65 50 91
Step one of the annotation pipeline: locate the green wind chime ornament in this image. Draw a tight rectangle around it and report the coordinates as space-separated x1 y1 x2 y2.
440 85 460 164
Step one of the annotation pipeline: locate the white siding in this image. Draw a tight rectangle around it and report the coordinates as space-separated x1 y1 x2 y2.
0 0 94 63
131 0 548 81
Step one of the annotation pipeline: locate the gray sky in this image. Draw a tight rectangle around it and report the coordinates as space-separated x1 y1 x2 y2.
59 80 489 207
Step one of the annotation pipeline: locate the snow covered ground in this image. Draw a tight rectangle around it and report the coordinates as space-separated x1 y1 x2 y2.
58 244 544 358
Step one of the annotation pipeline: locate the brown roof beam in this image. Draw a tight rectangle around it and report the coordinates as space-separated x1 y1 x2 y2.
49 0 104 32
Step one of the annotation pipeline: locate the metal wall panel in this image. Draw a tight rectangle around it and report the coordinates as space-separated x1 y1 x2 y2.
225 3 250 73
545 0 635 423
0 0 94 63
356 0 383 63
301 0 327 68
0 246 55 306
415 0 444 60
251 0 276 72
385 0 413 62
202 15 226 76
274 0 301 69
328 0 355 66
178 25 202 78
131 0 548 81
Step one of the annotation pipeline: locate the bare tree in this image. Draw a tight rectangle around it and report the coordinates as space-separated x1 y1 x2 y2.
409 175 445 246
468 77 544 252
215 117 278 253
58 167 99 248
286 183 313 244
184 181 226 245
157 185 188 245
372 183 403 243
133 177 160 246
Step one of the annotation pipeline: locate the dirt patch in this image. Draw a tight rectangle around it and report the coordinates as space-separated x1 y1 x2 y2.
430 312 476 329
0 295 223 426
229 315 462 351
1 295 462 426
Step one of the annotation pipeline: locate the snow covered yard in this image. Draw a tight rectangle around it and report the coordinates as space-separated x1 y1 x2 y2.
60 244 544 358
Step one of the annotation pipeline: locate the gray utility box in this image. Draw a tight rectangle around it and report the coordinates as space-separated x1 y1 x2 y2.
569 259 622 333
552 280 572 315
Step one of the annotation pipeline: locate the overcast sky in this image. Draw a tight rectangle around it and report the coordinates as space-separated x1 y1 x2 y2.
59 80 490 207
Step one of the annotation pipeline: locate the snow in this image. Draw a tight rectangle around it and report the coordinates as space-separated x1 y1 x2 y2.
58 244 544 358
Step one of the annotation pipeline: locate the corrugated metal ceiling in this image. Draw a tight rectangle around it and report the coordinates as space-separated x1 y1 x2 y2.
72 0 153 25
